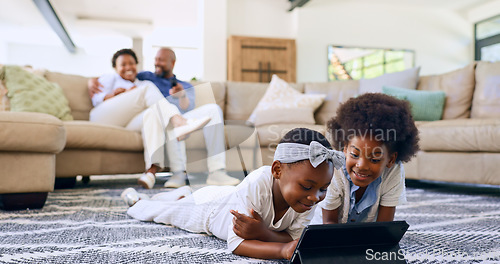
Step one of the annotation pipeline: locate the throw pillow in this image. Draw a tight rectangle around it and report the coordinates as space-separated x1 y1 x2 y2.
0 80 9 111
382 86 446 121
0 65 8 111
247 74 326 124
471 61 500 118
1 65 73 120
417 63 475 119
359 67 420 94
254 107 316 127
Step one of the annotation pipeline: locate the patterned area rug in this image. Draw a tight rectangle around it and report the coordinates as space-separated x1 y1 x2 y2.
0 175 499 264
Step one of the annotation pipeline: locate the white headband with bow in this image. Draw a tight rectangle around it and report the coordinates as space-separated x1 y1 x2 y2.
273 141 345 169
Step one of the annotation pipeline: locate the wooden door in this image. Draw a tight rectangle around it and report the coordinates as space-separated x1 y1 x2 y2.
227 36 296 83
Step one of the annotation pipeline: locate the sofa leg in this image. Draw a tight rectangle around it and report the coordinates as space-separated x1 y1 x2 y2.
54 177 76 189
0 192 48 210
82 176 90 185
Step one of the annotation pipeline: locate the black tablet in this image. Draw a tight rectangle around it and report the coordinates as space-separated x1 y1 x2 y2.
290 221 409 264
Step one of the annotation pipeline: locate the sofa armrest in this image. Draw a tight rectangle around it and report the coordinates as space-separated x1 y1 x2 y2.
0 111 66 153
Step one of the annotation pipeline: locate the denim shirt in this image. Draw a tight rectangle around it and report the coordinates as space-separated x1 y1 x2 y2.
343 166 382 222
137 71 195 114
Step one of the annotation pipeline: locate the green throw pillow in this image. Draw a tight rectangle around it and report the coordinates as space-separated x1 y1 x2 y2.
382 86 446 121
1 65 73 120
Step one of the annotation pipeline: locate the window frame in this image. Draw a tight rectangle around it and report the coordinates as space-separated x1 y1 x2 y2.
474 14 500 61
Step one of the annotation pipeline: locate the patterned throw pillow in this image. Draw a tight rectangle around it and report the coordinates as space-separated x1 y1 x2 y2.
0 79 9 111
382 86 446 121
247 75 326 124
1 65 73 120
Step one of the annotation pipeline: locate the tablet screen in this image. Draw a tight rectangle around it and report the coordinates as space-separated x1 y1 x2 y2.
291 220 409 264
296 221 409 249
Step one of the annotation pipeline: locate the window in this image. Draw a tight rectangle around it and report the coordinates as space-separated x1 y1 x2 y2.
475 14 500 61
328 45 415 81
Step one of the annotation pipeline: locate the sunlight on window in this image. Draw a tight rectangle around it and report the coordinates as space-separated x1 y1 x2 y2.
327 46 414 81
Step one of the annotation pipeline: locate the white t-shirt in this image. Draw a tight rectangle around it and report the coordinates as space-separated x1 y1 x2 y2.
92 73 139 107
312 161 406 224
206 166 315 252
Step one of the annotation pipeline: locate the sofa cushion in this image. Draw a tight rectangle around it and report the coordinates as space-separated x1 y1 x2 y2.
418 119 500 152
185 123 259 150
225 81 304 121
64 121 143 151
45 71 92 121
359 67 420 94
471 61 500 118
417 63 475 119
418 152 500 185
257 124 326 147
247 75 325 124
304 81 359 125
1 66 73 121
192 81 226 116
0 111 65 153
254 108 315 127
383 86 446 121
0 153 57 194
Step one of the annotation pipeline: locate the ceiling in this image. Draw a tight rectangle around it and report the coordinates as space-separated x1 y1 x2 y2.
0 0 496 45
0 0 199 44
340 0 494 10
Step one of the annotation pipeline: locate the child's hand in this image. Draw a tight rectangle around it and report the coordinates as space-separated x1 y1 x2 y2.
230 209 268 240
281 238 299 260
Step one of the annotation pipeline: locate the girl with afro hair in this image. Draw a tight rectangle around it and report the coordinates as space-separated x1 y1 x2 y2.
313 93 419 224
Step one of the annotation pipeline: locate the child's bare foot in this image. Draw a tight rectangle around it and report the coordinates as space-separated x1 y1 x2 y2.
121 188 150 206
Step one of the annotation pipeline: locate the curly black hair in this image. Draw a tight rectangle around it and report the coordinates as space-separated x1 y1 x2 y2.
327 93 419 163
111 49 138 68
279 128 332 166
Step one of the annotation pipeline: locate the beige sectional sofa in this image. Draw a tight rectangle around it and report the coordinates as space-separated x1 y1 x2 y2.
1 61 499 209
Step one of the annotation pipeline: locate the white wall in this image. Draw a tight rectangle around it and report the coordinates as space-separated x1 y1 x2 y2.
227 0 298 39
202 0 227 81
204 0 299 81
0 41 7 63
2 0 498 82
0 0 204 79
465 0 500 23
295 0 472 82
6 41 130 77
142 25 204 81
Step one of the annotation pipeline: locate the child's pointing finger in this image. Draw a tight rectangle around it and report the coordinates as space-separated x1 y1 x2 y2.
232 210 246 221
250 209 262 221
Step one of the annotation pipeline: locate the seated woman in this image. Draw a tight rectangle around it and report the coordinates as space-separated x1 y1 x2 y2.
90 48 210 185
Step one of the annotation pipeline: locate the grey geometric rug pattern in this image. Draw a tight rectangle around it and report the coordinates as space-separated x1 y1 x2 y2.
395 183 500 264
0 176 499 264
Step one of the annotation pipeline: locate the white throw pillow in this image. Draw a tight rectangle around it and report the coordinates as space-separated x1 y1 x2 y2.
247 75 326 124
359 67 420 94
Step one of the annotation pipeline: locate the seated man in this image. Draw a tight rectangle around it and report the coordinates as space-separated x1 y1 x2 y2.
89 47 240 188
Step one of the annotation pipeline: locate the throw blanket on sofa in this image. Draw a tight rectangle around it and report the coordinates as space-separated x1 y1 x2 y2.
0 65 73 120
